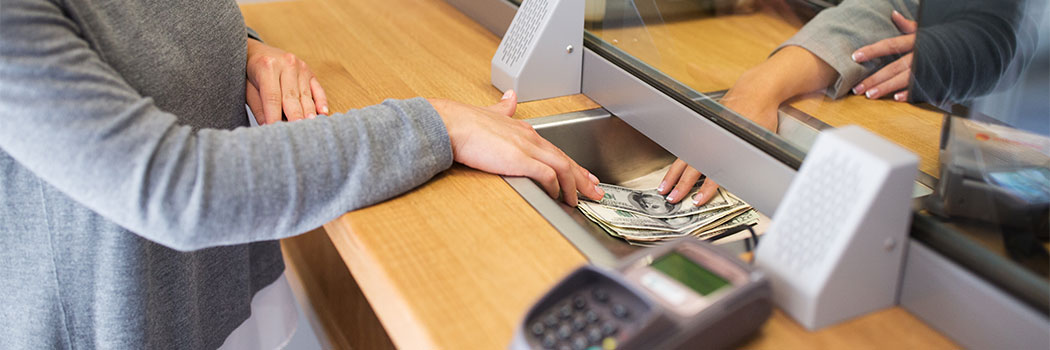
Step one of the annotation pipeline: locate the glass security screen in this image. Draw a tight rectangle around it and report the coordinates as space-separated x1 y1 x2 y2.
581 0 1049 315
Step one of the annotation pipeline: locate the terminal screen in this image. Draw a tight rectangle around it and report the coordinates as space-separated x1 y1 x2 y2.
651 252 729 296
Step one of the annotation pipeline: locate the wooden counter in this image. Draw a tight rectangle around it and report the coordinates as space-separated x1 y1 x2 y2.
241 0 956 349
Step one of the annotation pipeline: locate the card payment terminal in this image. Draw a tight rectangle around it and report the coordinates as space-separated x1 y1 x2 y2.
509 239 771 350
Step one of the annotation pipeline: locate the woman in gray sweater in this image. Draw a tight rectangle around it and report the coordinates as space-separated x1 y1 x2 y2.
0 0 603 348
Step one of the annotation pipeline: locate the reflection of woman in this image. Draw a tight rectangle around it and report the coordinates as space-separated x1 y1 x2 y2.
661 0 1038 206
907 0 1037 106
660 0 920 208
630 192 676 215
0 0 604 347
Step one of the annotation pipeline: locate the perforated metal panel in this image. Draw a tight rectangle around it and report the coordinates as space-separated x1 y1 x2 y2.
491 0 582 102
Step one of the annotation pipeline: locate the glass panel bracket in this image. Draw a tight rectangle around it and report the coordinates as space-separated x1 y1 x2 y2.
491 0 583 102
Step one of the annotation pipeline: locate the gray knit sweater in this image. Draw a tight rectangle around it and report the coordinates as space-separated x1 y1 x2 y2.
777 0 919 98
0 0 453 348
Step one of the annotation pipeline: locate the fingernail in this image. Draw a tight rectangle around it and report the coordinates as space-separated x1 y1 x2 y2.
322 106 329 114
692 193 704 206
307 113 316 119
894 91 906 101
852 83 866 95
501 90 513 100
666 189 680 202
865 88 879 99
851 51 865 62
594 185 604 197
658 181 668 192
588 173 599 184
892 10 901 17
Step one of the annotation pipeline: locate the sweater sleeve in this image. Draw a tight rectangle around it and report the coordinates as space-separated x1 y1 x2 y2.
773 0 920 98
0 0 453 251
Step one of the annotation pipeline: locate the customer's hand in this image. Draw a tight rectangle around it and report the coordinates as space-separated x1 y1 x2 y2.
429 90 604 206
245 39 329 124
850 10 917 102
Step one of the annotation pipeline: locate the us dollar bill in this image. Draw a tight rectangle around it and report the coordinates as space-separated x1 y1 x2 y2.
691 209 760 240
578 195 749 235
582 183 732 219
584 207 759 245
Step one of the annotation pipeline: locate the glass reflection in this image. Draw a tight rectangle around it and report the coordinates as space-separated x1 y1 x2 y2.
586 0 946 207
582 0 1049 306
916 0 1049 281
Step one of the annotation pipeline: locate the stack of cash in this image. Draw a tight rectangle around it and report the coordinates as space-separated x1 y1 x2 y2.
578 183 759 246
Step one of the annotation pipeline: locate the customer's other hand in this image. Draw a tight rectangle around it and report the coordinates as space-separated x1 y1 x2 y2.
246 39 329 124
850 10 918 102
429 90 604 206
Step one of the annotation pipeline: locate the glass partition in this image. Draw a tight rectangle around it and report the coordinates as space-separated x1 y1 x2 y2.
584 0 950 181
910 0 1050 312
500 0 1048 313
573 0 1048 312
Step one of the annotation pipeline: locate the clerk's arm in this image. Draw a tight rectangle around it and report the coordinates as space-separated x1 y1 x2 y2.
662 0 919 205
659 46 837 206
718 46 838 131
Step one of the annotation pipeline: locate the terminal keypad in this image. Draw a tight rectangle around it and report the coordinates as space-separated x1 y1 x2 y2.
529 285 637 350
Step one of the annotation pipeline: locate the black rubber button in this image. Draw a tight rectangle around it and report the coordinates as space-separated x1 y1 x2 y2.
585 310 599 323
573 295 587 309
601 321 619 336
531 321 545 336
611 304 629 318
542 333 557 348
559 304 573 319
572 314 587 331
544 314 559 327
586 327 603 343
571 335 588 350
557 324 572 340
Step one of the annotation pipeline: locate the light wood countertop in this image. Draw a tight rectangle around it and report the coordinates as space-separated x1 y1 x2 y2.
241 0 956 349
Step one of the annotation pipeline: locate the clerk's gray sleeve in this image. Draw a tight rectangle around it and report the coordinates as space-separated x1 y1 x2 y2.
773 0 920 98
0 0 452 251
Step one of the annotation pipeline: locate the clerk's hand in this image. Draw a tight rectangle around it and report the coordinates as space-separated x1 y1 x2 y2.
659 159 722 206
659 76 779 206
662 43 838 205
429 90 604 206
245 39 329 125
850 10 918 102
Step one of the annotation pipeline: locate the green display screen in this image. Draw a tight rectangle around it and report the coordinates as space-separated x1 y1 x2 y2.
650 252 729 296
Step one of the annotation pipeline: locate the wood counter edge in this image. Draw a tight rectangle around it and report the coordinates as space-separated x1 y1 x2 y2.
322 219 440 350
